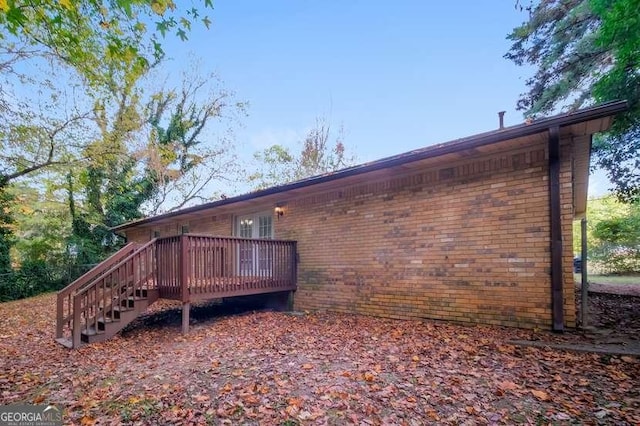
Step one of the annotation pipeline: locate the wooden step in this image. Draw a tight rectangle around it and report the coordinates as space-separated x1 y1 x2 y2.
82 300 149 344
106 305 129 320
135 288 150 298
96 316 115 331
55 337 73 348
120 296 139 309
81 326 102 343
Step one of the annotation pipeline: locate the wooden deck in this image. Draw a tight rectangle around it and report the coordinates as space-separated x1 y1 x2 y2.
56 234 297 348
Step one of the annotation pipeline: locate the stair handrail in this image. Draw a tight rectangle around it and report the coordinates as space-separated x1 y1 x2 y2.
56 242 139 340
68 239 158 347
57 242 139 299
73 239 158 299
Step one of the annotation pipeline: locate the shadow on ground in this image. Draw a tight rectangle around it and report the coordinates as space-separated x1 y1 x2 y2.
122 288 640 356
579 291 640 342
121 296 279 336
511 290 640 356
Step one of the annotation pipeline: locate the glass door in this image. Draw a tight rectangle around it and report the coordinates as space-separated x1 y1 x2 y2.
238 216 254 275
236 213 273 276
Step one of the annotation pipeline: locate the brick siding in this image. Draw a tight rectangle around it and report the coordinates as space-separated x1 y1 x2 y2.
124 140 577 329
276 142 575 328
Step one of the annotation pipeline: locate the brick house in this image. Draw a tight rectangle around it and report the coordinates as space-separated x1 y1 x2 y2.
56 102 626 348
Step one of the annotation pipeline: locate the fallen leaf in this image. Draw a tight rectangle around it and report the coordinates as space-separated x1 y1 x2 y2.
80 416 96 426
531 389 550 401
363 372 376 382
499 380 519 391
594 409 609 419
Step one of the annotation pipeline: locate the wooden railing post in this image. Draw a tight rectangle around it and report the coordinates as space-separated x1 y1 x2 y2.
180 234 189 303
72 296 82 348
292 241 298 287
56 296 64 339
180 235 191 334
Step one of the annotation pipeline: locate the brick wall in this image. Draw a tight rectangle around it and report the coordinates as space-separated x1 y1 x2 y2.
122 139 577 329
276 142 576 328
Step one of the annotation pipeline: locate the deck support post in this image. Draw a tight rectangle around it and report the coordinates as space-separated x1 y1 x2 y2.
182 302 190 334
287 290 294 311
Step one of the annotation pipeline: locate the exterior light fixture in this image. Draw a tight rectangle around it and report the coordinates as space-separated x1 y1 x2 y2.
275 205 285 219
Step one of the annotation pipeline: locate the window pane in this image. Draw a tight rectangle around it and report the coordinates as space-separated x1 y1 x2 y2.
258 215 272 239
239 218 253 238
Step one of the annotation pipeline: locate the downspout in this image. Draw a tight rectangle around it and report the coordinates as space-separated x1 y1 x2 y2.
548 126 564 331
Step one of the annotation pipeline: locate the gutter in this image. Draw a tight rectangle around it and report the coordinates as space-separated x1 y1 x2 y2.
113 100 628 232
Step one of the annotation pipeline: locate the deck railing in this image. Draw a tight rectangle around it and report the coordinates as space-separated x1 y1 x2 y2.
56 240 157 347
56 242 139 341
72 240 157 347
156 234 298 302
56 234 297 347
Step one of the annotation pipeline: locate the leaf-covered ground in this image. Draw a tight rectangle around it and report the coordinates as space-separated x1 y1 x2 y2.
0 293 639 425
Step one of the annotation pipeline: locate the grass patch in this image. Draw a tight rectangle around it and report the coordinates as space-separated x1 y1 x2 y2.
579 274 640 286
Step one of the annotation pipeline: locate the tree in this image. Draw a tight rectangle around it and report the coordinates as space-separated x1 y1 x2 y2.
249 118 356 190
506 0 640 202
141 71 245 213
0 187 13 275
0 79 93 188
0 0 217 189
0 1 239 300
573 195 640 273
64 64 243 261
0 0 213 90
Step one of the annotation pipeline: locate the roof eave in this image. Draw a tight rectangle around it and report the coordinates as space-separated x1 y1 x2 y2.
113 100 628 233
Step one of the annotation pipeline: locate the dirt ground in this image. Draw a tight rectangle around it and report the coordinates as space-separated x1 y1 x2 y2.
510 281 640 357
0 292 639 425
573 282 640 349
585 280 640 297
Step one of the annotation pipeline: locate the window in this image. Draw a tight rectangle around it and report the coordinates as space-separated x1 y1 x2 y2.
258 215 273 239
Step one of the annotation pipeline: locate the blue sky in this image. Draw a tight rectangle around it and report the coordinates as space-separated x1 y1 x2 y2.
161 1 610 196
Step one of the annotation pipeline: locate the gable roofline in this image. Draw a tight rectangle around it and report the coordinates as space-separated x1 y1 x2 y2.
113 100 627 232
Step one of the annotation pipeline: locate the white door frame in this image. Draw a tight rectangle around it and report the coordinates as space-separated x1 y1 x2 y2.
235 212 273 276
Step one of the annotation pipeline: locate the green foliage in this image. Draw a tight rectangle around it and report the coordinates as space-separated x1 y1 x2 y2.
0 0 214 90
574 196 640 274
250 119 356 190
0 185 14 276
0 258 75 302
0 0 246 302
141 73 243 212
507 0 640 202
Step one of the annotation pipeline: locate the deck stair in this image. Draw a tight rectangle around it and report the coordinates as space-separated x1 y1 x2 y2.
56 234 297 348
80 287 159 344
55 240 158 348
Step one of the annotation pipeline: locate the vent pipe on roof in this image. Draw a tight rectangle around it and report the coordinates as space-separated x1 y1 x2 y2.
498 111 506 129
